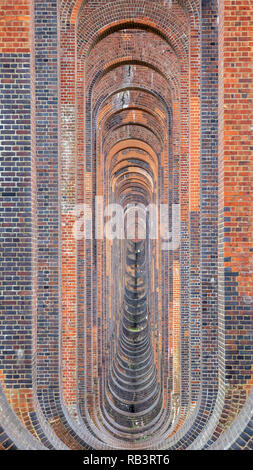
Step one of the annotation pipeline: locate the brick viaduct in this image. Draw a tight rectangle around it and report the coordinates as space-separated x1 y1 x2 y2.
0 0 252 450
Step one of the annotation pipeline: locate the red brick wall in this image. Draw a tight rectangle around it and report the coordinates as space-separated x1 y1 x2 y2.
0 0 252 451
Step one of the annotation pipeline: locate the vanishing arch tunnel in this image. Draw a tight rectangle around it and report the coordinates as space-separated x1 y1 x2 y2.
0 0 252 450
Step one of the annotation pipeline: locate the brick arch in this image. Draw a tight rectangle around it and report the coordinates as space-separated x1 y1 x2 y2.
109 150 159 188
77 4 190 59
94 82 173 123
114 172 154 199
83 8 178 434
92 86 174 127
112 161 155 189
104 127 163 160
3 0 253 452
87 59 180 101
107 122 162 147
103 107 167 143
106 139 159 171
60 0 200 26
84 22 184 62
85 29 180 90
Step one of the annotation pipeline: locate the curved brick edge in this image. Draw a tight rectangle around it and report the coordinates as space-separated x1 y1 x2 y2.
32 392 69 450
60 397 115 450
0 384 45 450
0 0 251 450
207 388 253 450
73 0 192 444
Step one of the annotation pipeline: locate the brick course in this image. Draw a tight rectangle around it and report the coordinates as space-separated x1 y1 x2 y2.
0 0 252 450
